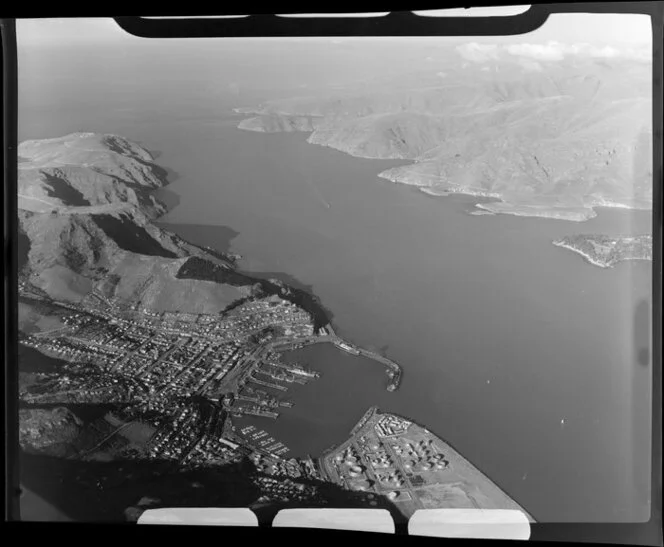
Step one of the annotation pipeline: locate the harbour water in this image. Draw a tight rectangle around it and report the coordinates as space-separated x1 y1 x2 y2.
18 39 652 522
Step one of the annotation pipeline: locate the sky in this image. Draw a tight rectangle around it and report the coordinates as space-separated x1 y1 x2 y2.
16 12 653 49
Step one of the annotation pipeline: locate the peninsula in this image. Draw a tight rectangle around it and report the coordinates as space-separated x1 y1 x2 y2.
552 234 652 268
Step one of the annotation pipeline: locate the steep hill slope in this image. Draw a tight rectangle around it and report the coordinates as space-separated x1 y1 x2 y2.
17 133 255 312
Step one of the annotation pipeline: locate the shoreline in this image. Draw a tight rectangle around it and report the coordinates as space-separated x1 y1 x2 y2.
397 411 537 523
551 239 652 269
551 241 612 268
377 171 651 223
235 114 651 224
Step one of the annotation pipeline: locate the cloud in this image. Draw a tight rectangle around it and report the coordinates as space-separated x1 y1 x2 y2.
517 57 543 72
564 43 620 58
455 42 500 63
505 41 566 61
503 40 650 62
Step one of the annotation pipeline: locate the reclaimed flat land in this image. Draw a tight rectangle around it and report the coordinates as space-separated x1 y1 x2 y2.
319 407 534 522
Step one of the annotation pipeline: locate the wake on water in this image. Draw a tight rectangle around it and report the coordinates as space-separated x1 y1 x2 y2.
306 177 331 209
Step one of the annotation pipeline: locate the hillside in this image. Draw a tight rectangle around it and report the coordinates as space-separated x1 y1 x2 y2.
237 55 652 220
18 133 168 217
19 407 84 457
238 113 322 133
17 133 274 314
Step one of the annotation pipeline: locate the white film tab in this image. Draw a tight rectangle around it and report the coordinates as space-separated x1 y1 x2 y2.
137 507 258 526
409 509 531 539
272 508 395 534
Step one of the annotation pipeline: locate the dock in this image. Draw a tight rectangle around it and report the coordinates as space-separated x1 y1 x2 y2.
240 407 279 419
265 361 319 378
247 372 288 392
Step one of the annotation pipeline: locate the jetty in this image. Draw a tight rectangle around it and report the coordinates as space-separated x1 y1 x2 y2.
241 407 279 419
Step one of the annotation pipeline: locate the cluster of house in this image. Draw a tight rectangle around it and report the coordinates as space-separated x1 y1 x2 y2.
142 343 252 402
253 475 315 504
251 453 302 478
148 404 203 460
181 410 244 467
182 439 242 467
21 291 328 471
224 298 315 339
23 334 123 364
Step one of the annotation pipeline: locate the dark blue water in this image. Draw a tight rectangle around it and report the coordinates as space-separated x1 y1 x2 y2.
18 40 652 523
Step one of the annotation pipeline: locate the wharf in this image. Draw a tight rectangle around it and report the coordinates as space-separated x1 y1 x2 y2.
256 368 308 385
264 360 318 378
239 407 279 419
247 372 288 392
237 394 278 407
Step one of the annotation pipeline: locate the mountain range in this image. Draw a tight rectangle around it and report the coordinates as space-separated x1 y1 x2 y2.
236 55 652 220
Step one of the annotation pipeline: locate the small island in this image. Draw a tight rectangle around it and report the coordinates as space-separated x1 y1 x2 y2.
553 234 652 268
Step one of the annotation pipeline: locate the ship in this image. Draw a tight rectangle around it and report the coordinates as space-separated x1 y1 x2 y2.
334 341 360 355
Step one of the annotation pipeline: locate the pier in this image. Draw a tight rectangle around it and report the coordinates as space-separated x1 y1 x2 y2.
238 407 279 419
236 394 278 407
264 360 319 378
247 372 288 392
256 367 307 385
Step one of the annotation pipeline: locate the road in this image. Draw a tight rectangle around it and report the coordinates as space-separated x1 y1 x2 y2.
79 421 135 457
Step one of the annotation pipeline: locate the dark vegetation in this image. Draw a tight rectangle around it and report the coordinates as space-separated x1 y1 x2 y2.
221 296 254 314
41 171 90 207
92 214 178 258
176 257 329 329
19 403 130 425
155 221 240 257
176 256 257 286
18 344 68 374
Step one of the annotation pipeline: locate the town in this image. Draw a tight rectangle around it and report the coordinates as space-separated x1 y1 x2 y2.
19 282 404 485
